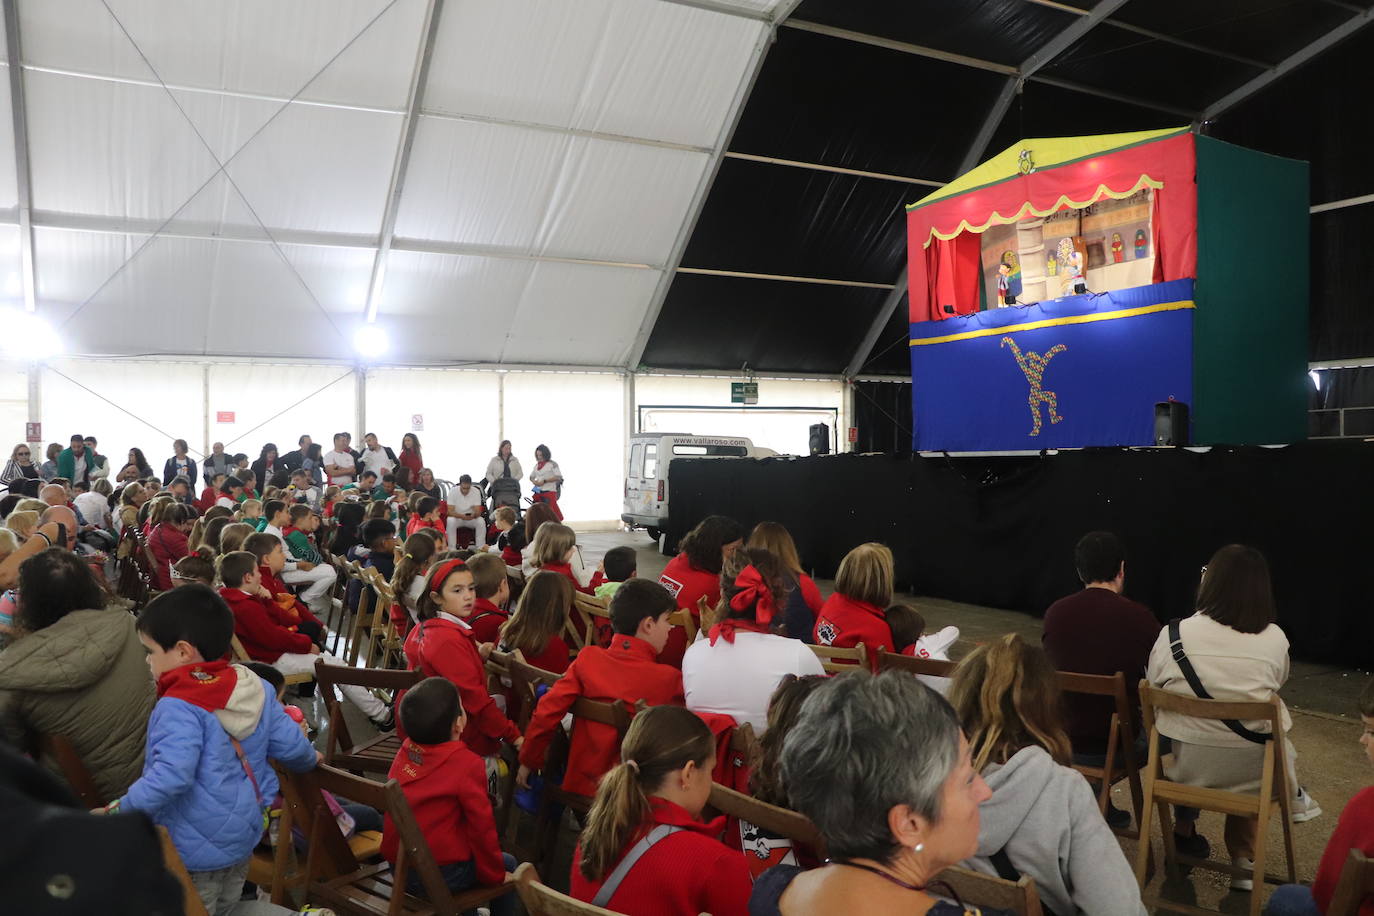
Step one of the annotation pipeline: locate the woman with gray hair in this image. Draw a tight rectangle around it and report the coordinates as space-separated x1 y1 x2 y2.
751 670 1008 915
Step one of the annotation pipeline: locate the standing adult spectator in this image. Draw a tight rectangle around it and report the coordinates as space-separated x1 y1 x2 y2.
161 439 198 488
0 443 39 487
1146 545 1319 889
359 432 395 477
37 442 61 481
280 434 312 473
445 474 485 550
747 521 823 641
482 440 522 511
1042 531 1159 825
56 435 96 487
658 515 744 667
397 433 423 482
301 442 324 487
682 548 825 732
82 437 109 481
751 671 1004 916
529 444 563 519
0 548 155 801
250 443 279 490
202 441 232 481
949 634 1146 916
323 432 357 487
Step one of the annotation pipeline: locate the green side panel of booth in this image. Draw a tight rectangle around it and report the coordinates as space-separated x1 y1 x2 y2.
1194 136 1309 444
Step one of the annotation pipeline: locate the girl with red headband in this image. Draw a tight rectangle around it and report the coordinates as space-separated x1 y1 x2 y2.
402 557 521 756
681 548 825 734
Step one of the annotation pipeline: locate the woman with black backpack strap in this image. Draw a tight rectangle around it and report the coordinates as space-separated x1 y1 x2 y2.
1146 544 1321 893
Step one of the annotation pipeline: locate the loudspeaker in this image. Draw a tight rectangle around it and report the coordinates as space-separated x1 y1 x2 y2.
1154 400 1189 446
809 423 830 456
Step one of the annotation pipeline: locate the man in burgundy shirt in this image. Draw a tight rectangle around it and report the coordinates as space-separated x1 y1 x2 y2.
1042 531 1160 826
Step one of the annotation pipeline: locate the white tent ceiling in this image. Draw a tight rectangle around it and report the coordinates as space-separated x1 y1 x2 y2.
0 0 793 366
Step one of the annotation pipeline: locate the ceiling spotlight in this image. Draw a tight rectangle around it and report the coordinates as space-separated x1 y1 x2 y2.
0 309 62 360
353 324 389 360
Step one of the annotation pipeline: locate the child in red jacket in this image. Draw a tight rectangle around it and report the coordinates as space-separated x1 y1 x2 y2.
528 521 603 595
406 496 445 540
812 542 895 658
495 571 571 675
242 531 326 646
465 553 511 646
657 515 745 668
517 579 684 798
217 551 391 729
570 705 750 915
402 557 521 758
382 677 516 910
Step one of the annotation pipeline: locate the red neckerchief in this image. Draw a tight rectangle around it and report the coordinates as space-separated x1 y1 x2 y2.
157 660 238 712
708 618 771 645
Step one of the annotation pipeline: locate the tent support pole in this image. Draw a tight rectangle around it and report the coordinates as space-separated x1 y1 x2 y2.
202 364 210 456
3 0 35 313
355 369 366 445
27 362 40 439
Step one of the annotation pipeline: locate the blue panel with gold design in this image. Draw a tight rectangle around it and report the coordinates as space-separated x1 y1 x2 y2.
909 279 1194 451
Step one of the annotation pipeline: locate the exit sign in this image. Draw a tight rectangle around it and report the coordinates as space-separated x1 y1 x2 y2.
730 381 758 404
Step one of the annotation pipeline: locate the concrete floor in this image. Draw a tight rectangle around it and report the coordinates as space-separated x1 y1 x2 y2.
313 528 1372 914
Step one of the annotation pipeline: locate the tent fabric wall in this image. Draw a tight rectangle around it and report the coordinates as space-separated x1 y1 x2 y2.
364 368 501 489
1193 137 1310 445
209 364 357 460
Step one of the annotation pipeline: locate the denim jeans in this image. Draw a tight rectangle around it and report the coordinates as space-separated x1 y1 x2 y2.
1263 884 1321 915
188 859 295 916
404 852 516 916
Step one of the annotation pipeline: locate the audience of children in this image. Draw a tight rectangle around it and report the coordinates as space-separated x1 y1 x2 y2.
745 521 822 640
657 514 743 667
811 541 896 653
495 569 573 675
464 552 512 645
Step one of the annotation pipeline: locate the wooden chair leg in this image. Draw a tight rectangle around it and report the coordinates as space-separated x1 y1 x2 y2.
1135 777 1156 888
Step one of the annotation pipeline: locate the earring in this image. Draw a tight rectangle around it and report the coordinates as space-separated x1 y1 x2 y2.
913 843 924 854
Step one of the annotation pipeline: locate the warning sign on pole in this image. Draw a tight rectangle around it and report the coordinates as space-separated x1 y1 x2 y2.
847 426 858 443
216 411 235 424
411 414 424 432
25 422 40 442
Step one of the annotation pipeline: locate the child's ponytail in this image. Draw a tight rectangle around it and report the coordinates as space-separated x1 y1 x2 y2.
577 706 716 881
393 532 437 599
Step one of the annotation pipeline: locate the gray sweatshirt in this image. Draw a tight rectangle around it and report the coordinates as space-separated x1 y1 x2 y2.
960 745 1146 916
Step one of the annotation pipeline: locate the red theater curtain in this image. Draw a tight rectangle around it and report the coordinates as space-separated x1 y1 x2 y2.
924 234 981 321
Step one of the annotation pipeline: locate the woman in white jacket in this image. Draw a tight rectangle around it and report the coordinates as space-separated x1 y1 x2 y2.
949 633 1146 916
1146 544 1318 891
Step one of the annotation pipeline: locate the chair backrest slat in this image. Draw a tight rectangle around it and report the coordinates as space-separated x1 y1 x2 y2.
807 641 869 674
936 866 1044 916
1328 849 1374 916
514 862 620 915
877 651 956 678
706 783 827 859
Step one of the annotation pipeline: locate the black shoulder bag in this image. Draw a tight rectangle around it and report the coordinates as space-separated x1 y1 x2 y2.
1166 619 1270 745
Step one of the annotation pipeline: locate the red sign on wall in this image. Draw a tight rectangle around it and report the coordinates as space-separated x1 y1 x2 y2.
25 421 40 442
847 426 858 443
216 411 235 424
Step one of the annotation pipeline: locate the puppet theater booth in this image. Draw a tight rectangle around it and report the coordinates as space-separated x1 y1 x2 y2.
905 127 1308 453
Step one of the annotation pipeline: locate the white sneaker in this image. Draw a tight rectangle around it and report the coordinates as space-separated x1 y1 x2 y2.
1231 856 1254 891
1292 786 1323 823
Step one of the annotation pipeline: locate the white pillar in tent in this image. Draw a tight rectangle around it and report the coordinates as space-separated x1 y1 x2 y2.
354 368 366 444
841 377 855 453
26 361 39 438
497 371 505 443
201 363 210 456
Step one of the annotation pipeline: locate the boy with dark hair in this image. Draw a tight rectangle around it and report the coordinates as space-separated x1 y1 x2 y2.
594 545 637 602
259 498 287 535
219 549 391 730
465 553 511 645
256 500 335 618
407 496 443 540
358 518 398 579
283 504 325 566
372 473 397 502
109 585 318 914
242 531 326 643
288 468 320 510
383 678 515 908
517 578 684 797
358 470 378 494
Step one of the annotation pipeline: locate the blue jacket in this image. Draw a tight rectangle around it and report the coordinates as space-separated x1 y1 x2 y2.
120 667 315 871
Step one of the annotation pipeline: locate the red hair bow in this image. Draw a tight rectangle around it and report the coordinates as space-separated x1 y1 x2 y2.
729 564 775 626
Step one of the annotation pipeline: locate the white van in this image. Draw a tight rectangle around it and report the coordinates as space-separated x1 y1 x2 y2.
622 433 774 539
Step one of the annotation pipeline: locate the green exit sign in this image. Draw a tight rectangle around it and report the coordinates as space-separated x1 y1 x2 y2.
731 382 758 404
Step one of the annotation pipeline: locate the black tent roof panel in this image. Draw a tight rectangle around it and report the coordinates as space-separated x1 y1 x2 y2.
730 26 1007 181
641 274 890 374
1112 0 1356 64
790 0 1080 68
984 80 1182 163
679 157 910 285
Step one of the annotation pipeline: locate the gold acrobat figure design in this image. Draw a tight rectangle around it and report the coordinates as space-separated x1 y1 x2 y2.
1000 336 1067 436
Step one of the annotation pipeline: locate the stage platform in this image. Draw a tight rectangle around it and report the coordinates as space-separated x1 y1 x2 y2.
664 440 1374 669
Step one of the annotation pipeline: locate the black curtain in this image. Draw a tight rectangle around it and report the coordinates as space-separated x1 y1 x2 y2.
667 442 1374 667
852 381 912 455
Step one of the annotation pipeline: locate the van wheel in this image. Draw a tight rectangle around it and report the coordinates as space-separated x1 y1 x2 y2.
646 527 661 541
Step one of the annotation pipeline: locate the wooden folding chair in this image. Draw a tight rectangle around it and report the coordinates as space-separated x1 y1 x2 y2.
572 592 610 647
315 660 420 775
37 733 105 808
230 634 313 686
876 651 956 678
1329 849 1374 916
157 826 210 916
532 697 637 870
1056 670 1145 837
344 562 379 665
935 866 1044 916
667 608 698 644
705 782 828 859
246 800 384 905
1134 681 1297 916
366 575 406 670
806 641 869 674
514 862 622 915
281 763 515 916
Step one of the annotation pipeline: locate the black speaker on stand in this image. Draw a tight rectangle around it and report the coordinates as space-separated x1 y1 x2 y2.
809 423 831 456
1154 400 1190 446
